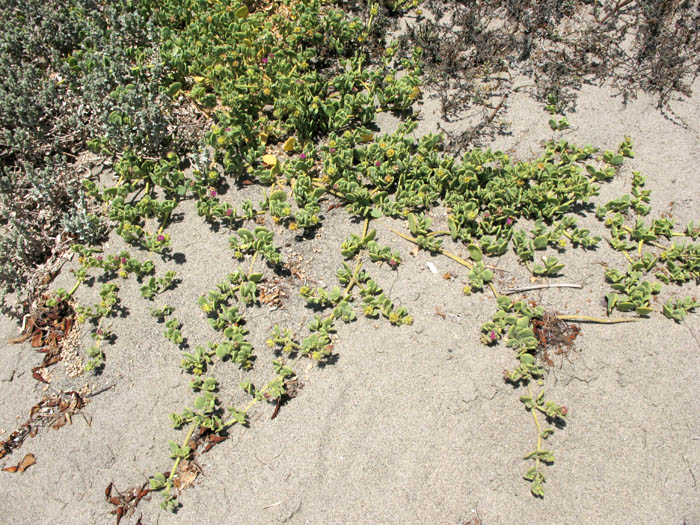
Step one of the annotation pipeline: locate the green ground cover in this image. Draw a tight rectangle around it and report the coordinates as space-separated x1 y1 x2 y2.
2 0 699 513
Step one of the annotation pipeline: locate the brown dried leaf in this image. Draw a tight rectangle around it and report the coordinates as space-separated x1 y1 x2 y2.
32 368 50 384
3 453 37 473
8 331 32 344
173 461 198 490
31 331 44 348
115 506 124 525
51 415 67 430
134 483 150 505
259 286 282 305
43 354 61 367
45 332 58 350
284 378 302 399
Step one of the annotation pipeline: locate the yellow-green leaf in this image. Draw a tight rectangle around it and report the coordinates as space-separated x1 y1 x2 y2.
271 160 281 176
282 136 297 152
235 5 249 19
270 190 287 202
262 154 277 166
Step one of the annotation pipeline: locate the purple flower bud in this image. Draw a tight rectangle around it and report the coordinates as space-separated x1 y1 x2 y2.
329 148 336 153
210 190 217 197
262 57 268 64
120 257 127 265
375 161 381 167
506 217 513 226
489 330 497 341
300 153 307 160
157 234 165 242
225 208 233 217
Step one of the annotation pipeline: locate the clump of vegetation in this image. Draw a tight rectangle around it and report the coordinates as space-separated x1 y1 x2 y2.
1 0 699 515
398 0 700 148
0 0 201 316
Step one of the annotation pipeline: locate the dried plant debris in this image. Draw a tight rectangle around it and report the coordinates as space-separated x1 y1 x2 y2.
189 425 230 456
532 311 581 367
8 293 77 383
272 377 303 420
258 278 288 309
0 391 87 461
105 481 150 525
2 453 37 473
105 457 210 523
398 0 700 148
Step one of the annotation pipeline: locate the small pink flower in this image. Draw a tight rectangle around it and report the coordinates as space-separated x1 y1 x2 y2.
300 153 307 160
96 255 103 262
560 406 568 416
210 190 217 197
506 217 513 226
375 161 381 167
329 148 336 153
225 208 233 217
262 57 268 65
120 257 127 265
157 234 165 242
489 330 497 341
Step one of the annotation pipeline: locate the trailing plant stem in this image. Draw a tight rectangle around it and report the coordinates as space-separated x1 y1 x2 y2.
248 251 259 276
557 314 639 323
68 278 83 298
168 422 197 485
343 260 365 297
222 373 288 428
390 227 502 298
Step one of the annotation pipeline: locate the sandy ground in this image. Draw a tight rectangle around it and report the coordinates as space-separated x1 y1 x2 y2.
1 73 699 524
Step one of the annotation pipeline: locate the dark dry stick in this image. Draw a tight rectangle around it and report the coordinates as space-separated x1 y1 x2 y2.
270 397 282 420
86 384 116 398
